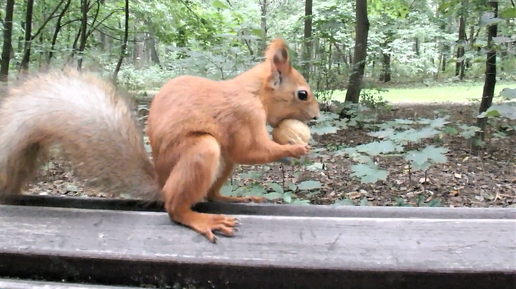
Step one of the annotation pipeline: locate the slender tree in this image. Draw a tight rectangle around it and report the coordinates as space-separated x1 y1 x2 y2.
474 0 498 150
0 0 15 82
77 0 89 71
303 0 313 82
455 0 467 80
113 0 130 82
342 0 370 107
20 0 34 73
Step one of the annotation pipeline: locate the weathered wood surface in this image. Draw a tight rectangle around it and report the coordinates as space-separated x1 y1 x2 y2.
0 278 136 289
3 194 516 219
0 203 515 289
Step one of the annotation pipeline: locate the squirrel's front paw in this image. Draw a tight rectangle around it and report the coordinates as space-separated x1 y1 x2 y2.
287 143 311 159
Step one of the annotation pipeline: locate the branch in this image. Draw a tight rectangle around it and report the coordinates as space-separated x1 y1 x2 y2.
31 0 66 39
178 0 205 23
86 9 119 39
86 0 101 38
59 18 82 28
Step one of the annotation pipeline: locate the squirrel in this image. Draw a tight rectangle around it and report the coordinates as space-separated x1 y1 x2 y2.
0 38 320 243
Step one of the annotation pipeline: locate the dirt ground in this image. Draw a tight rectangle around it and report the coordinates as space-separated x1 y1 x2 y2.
24 101 516 209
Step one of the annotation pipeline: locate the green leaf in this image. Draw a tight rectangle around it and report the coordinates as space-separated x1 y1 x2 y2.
355 140 403 156
359 197 369 206
458 124 481 139
333 199 355 206
428 117 450 128
479 104 516 120
297 180 323 191
444 126 459 135
264 192 283 200
287 182 298 192
212 0 229 9
421 145 448 164
283 192 292 203
268 182 284 194
220 183 234 196
478 12 504 27
311 124 339 135
246 183 266 197
500 88 516 99
417 195 426 206
424 199 442 207
291 199 311 205
350 163 389 183
367 128 396 139
405 145 448 170
306 162 324 171
405 150 429 168
239 171 263 180
394 197 409 207
67 185 78 192
500 7 516 19
393 118 415 125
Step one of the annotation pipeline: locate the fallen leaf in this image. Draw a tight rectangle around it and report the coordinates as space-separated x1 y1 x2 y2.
347 191 362 199
449 190 460 197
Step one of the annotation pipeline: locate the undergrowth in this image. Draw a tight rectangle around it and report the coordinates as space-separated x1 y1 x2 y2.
219 86 516 207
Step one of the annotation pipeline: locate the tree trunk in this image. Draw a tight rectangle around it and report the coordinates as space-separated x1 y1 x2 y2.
441 48 447 71
20 0 34 73
466 25 474 68
302 0 313 82
260 0 268 53
379 49 391 82
379 31 393 83
341 0 369 106
77 0 89 71
112 0 129 83
99 0 106 51
0 0 15 82
455 0 467 80
474 0 498 150
48 0 71 64
149 33 161 66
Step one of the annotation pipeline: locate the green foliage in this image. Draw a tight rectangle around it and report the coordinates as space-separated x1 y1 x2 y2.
477 87 516 120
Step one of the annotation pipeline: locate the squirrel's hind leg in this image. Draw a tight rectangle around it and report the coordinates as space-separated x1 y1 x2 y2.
160 134 239 243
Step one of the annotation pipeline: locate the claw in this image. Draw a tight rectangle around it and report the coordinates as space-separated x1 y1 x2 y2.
173 212 240 244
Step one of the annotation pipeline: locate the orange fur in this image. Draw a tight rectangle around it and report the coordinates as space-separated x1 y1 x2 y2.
147 38 319 242
0 38 319 243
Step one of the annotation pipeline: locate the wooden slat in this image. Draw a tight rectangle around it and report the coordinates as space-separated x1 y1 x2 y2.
3 194 516 219
0 278 136 289
0 204 515 289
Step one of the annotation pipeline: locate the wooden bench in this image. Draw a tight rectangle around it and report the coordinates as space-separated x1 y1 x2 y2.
1 194 515 289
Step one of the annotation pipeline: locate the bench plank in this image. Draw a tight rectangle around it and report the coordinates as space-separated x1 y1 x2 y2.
3 194 516 219
0 278 136 289
0 204 515 289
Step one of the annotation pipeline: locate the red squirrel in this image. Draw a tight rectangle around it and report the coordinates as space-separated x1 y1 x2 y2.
0 38 320 243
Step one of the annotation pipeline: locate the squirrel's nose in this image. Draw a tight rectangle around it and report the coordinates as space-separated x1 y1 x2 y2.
313 116 318 120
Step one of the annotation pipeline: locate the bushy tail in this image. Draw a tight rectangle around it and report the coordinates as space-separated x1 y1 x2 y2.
0 68 160 200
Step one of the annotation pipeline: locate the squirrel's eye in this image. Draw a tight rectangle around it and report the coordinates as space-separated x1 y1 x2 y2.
297 90 308 101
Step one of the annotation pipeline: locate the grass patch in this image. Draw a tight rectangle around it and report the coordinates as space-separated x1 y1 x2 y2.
332 82 516 103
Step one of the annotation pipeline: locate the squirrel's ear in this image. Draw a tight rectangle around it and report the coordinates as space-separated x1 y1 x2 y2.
265 39 291 90
265 38 291 75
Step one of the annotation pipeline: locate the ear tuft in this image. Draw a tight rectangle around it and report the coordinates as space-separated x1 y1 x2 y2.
265 38 291 74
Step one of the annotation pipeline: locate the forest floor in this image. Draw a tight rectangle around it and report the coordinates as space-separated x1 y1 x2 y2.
24 99 516 209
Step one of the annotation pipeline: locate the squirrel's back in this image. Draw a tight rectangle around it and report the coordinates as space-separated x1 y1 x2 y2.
0 68 159 199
